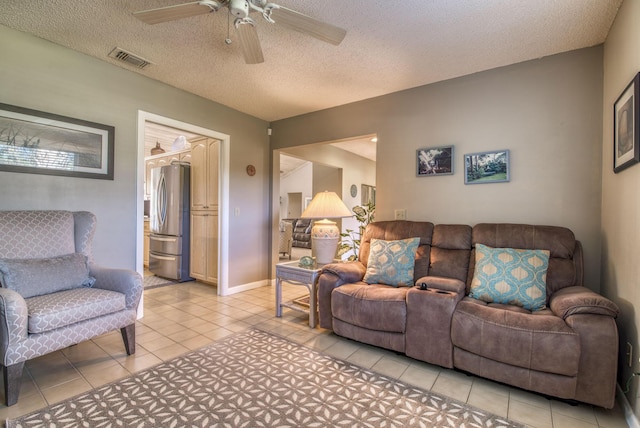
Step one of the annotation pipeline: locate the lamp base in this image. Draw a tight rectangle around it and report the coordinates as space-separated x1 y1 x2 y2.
311 219 340 265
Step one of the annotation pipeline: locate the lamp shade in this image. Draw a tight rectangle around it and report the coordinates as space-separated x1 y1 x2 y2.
300 191 352 265
300 191 352 219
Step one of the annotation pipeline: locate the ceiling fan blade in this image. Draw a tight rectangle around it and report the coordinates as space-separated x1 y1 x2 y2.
235 18 264 64
268 6 346 46
133 1 221 25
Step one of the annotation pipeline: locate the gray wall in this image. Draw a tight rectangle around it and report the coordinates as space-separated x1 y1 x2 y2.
601 0 640 416
271 47 604 291
0 25 270 291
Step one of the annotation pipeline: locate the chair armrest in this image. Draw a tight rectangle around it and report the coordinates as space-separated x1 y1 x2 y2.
0 288 29 354
90 265 143 310
549 286 619 319
415 276 466 295
317 261 366 329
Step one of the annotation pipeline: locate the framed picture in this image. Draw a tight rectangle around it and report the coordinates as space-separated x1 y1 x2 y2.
613 73 640 173
0 103 114 180
416 145 453 176
464 150 510 184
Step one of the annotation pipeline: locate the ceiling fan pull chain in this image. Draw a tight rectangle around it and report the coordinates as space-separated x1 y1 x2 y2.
225 7 232 45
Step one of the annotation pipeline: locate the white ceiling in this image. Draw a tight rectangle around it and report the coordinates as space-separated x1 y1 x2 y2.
279 134 377 177
143 122 205 157
0 1 622 123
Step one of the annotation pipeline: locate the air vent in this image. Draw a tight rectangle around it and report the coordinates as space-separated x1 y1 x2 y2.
108 47 153 69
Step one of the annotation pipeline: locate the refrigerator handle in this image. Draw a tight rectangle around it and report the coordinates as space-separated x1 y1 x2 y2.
149 254 176 261
150 235 178 243
158 173 167 227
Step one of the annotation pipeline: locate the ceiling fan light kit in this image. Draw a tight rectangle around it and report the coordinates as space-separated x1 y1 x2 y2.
133 0 346 64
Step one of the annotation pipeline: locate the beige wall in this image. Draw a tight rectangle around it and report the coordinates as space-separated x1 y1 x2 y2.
0 25 270 292
602 0 640 414
280 161 312 220
272 46 604 290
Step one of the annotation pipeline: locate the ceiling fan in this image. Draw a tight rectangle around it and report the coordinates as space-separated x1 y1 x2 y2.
133 0 347 64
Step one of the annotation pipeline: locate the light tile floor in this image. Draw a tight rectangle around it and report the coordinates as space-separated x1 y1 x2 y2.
0 279 629 428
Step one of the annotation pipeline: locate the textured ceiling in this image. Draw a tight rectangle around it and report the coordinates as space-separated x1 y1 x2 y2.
0 1 622 122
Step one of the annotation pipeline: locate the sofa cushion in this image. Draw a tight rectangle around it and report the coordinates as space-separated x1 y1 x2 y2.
363 238 420 287
469 244 549 311
429 224 472 282
359 221 433 282
451 298 580 376
25 288 126 334
471 224 579 294
332 283 408 333
0 253 96 298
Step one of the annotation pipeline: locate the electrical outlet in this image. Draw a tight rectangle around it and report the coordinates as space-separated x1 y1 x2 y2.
394 209 407 220
627 342 633 367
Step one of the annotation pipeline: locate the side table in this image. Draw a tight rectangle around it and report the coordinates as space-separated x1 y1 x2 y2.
275 260 322 328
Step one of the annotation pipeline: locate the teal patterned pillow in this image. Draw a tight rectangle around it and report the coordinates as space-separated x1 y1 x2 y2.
363 238 420 287
470 244 550 311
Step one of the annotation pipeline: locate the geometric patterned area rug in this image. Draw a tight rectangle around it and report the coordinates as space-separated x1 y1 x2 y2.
7 329 524 427
142 274 180 290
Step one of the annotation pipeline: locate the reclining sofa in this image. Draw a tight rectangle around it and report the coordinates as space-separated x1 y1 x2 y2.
318 220 619 408
0 210 142 406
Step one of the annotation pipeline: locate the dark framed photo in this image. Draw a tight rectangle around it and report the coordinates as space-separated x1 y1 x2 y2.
416 145 453 176
613 73 640 173
464 150 510 184
0 103 114 180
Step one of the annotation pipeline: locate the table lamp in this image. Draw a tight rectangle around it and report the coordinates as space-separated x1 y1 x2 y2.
301 191 353 265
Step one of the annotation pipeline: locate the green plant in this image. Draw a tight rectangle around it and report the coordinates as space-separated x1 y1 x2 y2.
337 201 375 261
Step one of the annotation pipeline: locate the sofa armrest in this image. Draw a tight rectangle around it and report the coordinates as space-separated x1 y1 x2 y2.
317 261 366 329
90 265 143 311
321 261 367 283
549 286 619 319
0 288 29 356
415 276 466 295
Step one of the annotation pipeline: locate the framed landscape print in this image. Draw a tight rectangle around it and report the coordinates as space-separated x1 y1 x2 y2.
416 145 453 176
613 72 640 173
0 103 114 180
464 149 510 184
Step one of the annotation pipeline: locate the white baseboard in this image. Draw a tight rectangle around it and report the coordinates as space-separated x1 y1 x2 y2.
224 279 271 295
618 384 640 428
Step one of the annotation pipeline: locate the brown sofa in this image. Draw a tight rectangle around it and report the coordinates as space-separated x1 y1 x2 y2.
317 220 619 408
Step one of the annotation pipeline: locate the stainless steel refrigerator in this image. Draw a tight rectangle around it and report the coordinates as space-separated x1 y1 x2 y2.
149 163 192 282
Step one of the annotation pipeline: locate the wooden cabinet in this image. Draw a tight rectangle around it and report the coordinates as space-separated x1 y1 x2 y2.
144 149 190 198
180 151 192 164
143 220 150 267
189 137 219 284
190 138 219 210
190 211 218 284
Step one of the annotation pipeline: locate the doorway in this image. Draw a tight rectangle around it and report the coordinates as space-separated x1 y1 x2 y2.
137 111 231 296
272 134 377 271
287 192 302 218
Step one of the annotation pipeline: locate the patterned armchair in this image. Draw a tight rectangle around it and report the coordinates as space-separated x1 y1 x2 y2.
279 220 293 259
0 210 142 406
